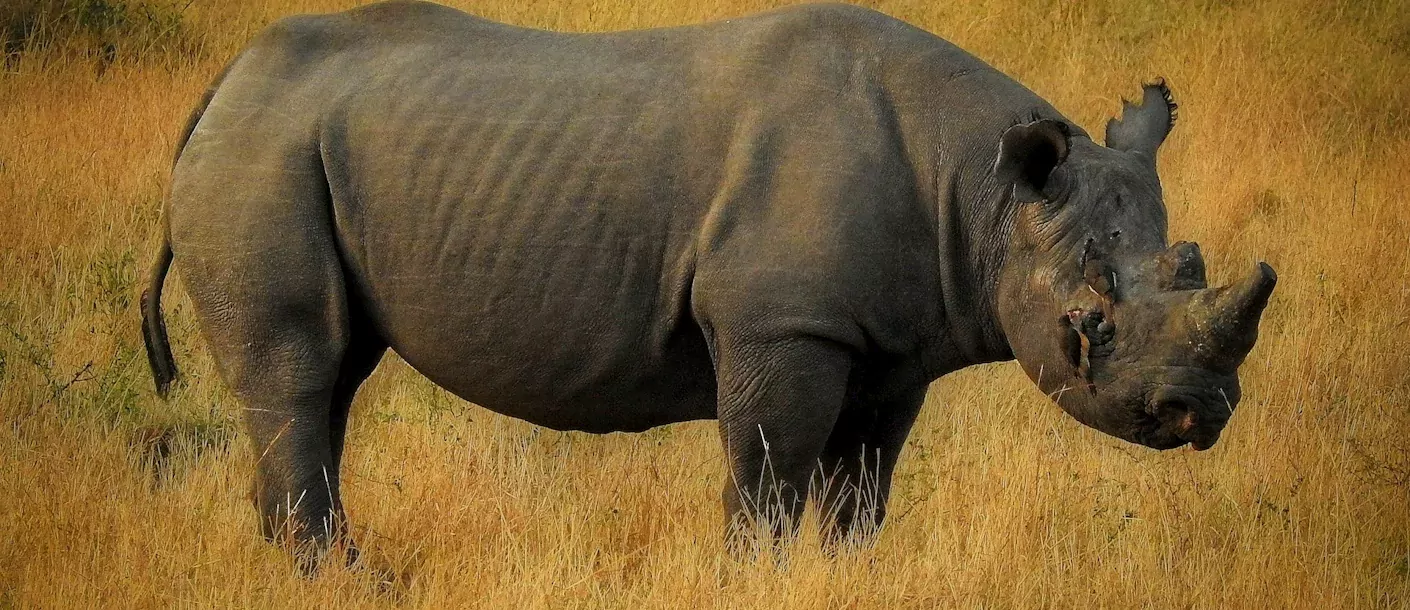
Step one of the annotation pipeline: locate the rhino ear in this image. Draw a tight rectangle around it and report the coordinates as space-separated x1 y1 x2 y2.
995 119 1071 203
1105 78 1177 161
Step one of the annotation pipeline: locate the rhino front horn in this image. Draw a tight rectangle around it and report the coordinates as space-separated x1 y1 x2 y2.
1198 262 1277 364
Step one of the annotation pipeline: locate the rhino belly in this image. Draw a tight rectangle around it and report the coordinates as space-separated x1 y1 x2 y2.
359 235 717 433
385 303 717 434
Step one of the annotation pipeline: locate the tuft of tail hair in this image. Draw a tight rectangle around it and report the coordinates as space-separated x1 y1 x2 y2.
142 239 176 398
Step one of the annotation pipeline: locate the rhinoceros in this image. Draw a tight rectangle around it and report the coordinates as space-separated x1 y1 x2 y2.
142 0 1276 555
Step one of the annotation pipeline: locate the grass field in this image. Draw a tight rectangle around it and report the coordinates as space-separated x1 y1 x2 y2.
2 0 1408 607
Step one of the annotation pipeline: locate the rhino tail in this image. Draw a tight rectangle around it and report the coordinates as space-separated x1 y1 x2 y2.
143 56 240 399
142 235 176 398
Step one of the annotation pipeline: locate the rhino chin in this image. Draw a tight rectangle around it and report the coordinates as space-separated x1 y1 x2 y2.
1140 434 1191 451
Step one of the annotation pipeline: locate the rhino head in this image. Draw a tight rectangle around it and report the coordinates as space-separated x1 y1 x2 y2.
993 80 1276 451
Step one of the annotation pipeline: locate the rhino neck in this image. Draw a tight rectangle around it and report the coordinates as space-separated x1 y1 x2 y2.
921 146 1022 371
866 34 1081 375
897 108 1075 374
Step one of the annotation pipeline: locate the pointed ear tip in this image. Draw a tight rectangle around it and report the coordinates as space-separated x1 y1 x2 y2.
1006 118 1069 135
1143 77 1172 94
1145 78 1178 114
999 119 1071 155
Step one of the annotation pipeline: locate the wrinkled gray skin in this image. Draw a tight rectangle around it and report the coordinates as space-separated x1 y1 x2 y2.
142 0 1276 556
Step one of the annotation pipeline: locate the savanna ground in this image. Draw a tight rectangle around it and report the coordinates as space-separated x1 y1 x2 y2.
1 0 1408 607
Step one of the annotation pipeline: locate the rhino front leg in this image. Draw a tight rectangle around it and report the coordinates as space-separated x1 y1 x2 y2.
814 385 927 547
712 335 851 549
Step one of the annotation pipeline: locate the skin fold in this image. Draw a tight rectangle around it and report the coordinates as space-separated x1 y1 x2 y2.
140 0 1276 559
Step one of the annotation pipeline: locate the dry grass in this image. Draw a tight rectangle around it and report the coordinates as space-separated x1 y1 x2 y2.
2 0 1408 607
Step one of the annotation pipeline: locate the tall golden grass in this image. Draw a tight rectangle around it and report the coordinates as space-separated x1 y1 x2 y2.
1 0 1407 607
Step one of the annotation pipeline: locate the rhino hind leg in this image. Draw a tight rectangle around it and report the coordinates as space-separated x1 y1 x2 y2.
221 299 349 563
194 297 349 566
214 289 384 571
813 386 927 548
174 189 357 569
328 310 387 471
299 319 385 568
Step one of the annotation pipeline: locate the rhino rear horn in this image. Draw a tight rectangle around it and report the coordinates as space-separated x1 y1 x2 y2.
1105 78 1177 161
1158 241 1207 290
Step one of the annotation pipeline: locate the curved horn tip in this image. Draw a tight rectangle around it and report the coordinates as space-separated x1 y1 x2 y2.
1255 261 1277 286
1209 262 1277 318
1229 262 1277 318
1244 262 1278 302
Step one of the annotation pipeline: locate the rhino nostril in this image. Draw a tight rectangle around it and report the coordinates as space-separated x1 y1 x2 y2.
1147 396 1228 450
1177 410 1197 435
1151 400 1199 438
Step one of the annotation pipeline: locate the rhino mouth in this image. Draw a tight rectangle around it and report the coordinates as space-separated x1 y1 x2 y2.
1131 411 1190 450
1129 393 1228 451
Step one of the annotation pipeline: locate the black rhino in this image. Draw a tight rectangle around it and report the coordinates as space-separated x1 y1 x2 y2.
142 0 1276 556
